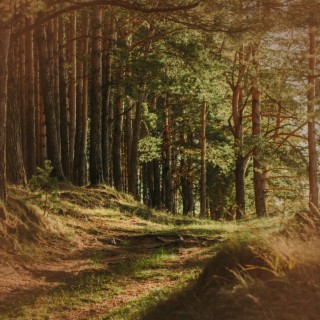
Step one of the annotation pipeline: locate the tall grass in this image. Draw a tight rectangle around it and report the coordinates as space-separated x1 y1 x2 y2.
142 210 320 320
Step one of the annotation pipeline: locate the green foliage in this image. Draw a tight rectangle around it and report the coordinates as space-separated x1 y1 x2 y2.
139 136 162 163
29 161 59 215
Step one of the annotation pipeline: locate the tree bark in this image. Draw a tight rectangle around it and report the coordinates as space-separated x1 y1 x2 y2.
307 26 319 208
163 96 173 212
6 42 27 186
53 18 61 160
153 159 161 209
19 19 27 169
251 46 267 217
68 13 77 179
34 44 47 168
35 24 64 179
58 18 70 178
0 27 11 204
90 7 104 185
74 11 89 186
200 98 207 218
128 86 145 198
181 134 194 215
113 60 124 191
25 18 37 179
125 100 133 192
102 15 114 185
235 155 245 219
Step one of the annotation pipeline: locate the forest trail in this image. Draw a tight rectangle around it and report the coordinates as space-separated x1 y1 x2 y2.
0 186 227 320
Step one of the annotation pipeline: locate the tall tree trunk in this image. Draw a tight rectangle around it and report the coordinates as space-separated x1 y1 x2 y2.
19 19 27 169
251 46 267 217
307 26 319 208
233 87 246 220
147 161 155 207
181 158 190 215
53 18 61 159
68 13 77 180
163 96 173 212
34 43 42 167
0 27 11 204
102 15 114 185
79 12 90 186
35 24 64 179
129 86 145 198
74 11 89 186
34 44 47 167
229 46 251 220
6 42 27 186
235 154 246 219
25 18 36 178
58 18 70 178
142 162 149 204
113 68 124 191
125 100 133 193
153 159 161 209
200 98 207 218
90 7 104 185
181 134 194 215
47 19 61 162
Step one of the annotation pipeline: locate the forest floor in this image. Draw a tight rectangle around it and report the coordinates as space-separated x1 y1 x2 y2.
0 186 291 320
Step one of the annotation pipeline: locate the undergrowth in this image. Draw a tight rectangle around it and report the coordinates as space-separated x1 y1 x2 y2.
142 210 320 320
1 183 312 320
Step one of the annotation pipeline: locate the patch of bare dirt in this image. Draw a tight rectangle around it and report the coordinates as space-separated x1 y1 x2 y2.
0 191 219 319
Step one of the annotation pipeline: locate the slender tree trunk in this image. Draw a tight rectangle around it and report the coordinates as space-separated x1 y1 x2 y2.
171 126 178 215
235 155 245 219
181 134 194 215
125 100 133 192
142 162 149 204
47 19 61 162
163 96 173 212
79 12 90 186
35 24 64 179
58 18 70 178
6 42 27 186
229 46 251 220
251 46 267 217
147 161 155 207
25 18 36 178
129 86 145 198
113 68 124 191
74 11 89 186
200 98 207 218
102 15 114 185
68 13 77 179
307 26 319 208
90 7 104 185
19 19 27 168
74 19 84 185
181 158 190 215
232 87 246 219
0 27 11 204
53 18 61 158
34 45 47 167
34 43 42 167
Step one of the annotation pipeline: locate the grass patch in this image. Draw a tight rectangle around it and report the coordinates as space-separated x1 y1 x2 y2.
141 213 320 320
0 249 177 320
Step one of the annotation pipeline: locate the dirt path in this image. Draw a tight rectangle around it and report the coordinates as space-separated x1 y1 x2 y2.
0 209 221 320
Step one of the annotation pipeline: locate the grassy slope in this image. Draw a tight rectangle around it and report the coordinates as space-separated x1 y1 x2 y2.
0 185 297 320
142 213 320 320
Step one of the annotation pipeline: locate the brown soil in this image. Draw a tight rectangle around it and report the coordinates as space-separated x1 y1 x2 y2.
0 192 220 320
